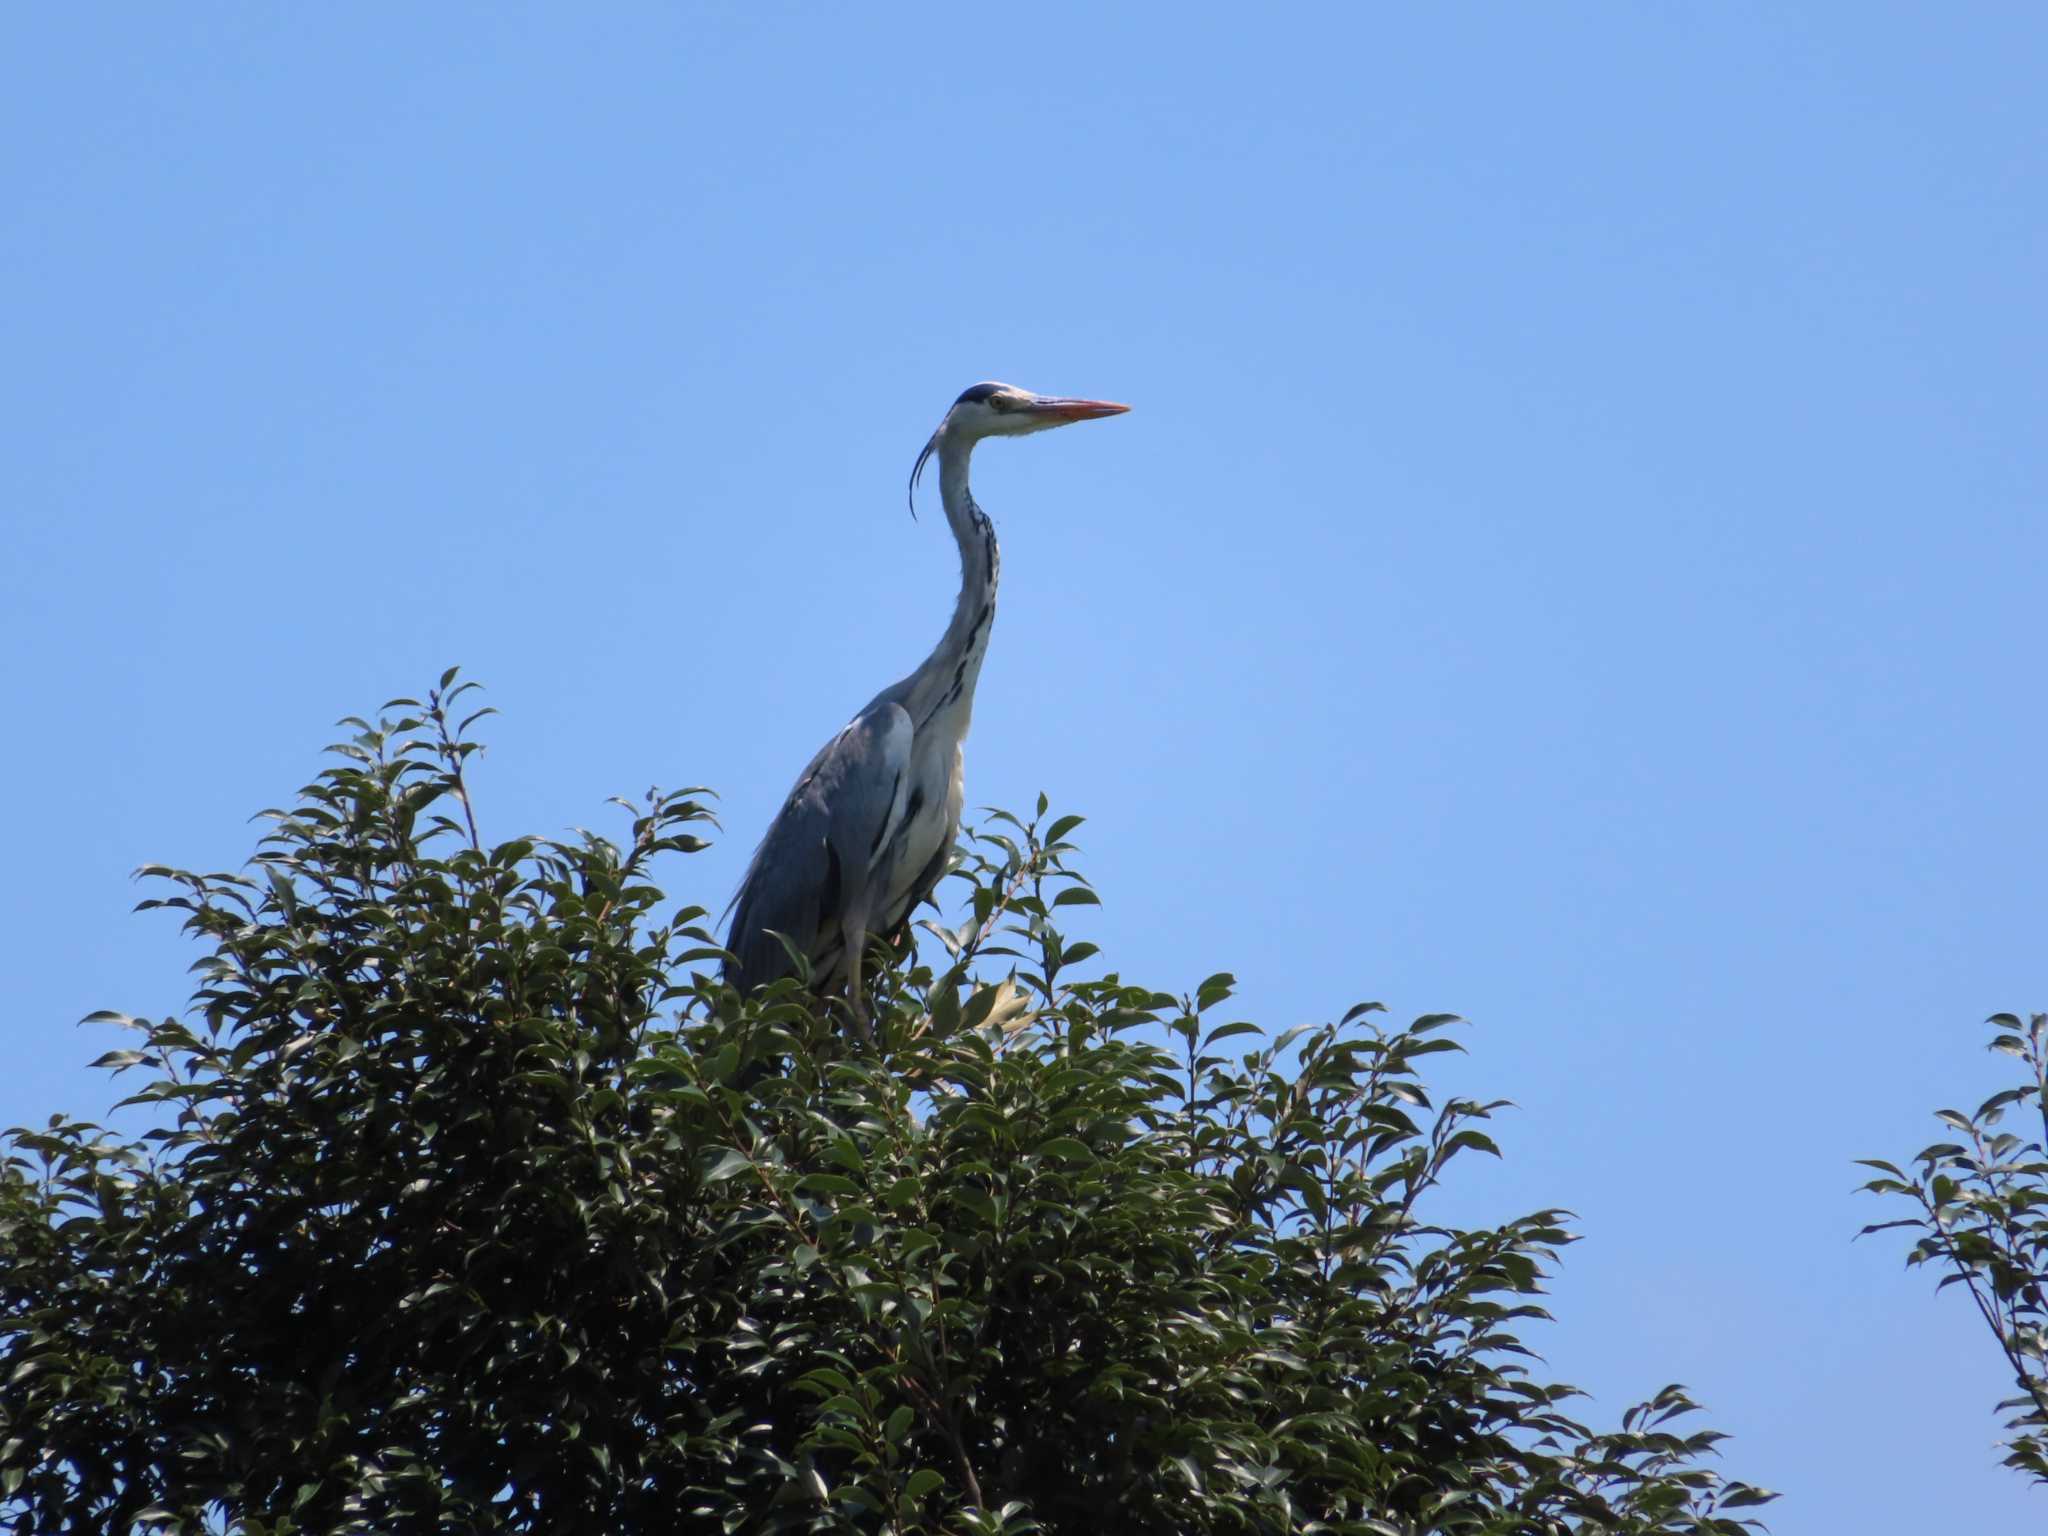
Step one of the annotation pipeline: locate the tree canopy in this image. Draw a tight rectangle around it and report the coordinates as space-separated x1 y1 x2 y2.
1862 1010 2048 1483
1 675 1771 1533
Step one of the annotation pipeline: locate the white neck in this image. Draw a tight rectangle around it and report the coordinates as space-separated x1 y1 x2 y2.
901 429 1000 732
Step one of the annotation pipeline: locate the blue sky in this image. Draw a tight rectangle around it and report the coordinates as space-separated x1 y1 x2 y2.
4 5 2044 1528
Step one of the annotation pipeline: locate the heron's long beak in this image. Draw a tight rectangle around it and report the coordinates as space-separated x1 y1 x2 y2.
1022 396 1131 423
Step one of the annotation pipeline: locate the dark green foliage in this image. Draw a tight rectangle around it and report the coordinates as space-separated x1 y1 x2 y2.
1 676 1771 1533
1861 1011 2048 1481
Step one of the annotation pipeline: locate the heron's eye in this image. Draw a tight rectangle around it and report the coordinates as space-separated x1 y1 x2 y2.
987 394 1014 412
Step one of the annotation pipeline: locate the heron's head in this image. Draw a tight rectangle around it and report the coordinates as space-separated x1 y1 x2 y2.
941 381 1129 441
910 381 1128 514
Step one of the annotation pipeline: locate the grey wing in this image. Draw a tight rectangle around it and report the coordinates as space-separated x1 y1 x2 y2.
723 702 915 993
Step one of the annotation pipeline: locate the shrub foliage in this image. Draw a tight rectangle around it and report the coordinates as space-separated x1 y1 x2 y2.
1 676 1770 1533
1862 1010 2048 1482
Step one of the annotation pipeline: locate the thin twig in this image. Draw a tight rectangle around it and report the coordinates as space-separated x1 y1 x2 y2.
428 688 484 854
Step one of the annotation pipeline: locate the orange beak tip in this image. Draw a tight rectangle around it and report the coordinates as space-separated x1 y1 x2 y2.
1033 397 1132 422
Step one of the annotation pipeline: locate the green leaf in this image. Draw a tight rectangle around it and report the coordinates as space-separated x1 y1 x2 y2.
1045 814 1085 844
1203 1020 1263 1047
703 1148 753 1184
796 1173 862 1198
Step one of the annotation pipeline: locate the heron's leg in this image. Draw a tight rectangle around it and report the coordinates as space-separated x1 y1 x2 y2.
840 907 875 1043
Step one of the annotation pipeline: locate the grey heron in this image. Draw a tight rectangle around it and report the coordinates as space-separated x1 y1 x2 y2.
722 381 1129 1026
